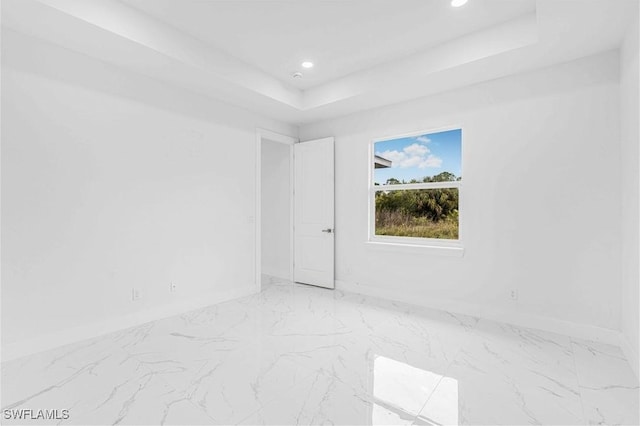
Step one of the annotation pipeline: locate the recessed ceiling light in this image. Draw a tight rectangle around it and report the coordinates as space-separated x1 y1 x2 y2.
301 61 314 69
292 72 303 78
451 0 468 7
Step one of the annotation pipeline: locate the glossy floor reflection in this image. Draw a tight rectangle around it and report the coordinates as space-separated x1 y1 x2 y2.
2 276 638 425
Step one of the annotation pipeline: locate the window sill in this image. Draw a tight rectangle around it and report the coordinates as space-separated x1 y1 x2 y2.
365 240 465 257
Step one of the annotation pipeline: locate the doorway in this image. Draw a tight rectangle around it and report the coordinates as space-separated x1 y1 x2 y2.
255 129 296 291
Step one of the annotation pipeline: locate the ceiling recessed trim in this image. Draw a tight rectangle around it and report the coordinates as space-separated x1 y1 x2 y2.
4 0 633 125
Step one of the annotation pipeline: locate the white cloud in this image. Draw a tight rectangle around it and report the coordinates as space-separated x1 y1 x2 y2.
403 143 429 156
420 155 442 168
377 142 442 169
415 136 431 144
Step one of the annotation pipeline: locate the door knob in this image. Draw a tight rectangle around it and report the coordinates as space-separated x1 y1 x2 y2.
321 228 333 233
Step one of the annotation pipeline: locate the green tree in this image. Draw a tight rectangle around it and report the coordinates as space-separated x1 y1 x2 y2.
376 172 460 222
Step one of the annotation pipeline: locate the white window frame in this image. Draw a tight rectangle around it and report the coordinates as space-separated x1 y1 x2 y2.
368 126 463 249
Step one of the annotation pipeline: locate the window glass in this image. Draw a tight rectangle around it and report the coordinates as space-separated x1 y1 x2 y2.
374 129 462 185
375 188 459 239
372 128 462 241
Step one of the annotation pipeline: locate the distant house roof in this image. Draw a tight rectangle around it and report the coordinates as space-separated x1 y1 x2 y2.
374 155 392 169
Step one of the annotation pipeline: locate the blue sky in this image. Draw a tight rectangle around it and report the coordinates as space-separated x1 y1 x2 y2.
374 128 462 184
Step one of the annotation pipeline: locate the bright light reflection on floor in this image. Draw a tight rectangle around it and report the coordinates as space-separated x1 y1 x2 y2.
372 355 458 425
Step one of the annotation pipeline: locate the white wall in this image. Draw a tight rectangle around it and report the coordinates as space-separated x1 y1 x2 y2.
1 30 295 358
261 139 291 279
300 51 623 337
620 8 640 377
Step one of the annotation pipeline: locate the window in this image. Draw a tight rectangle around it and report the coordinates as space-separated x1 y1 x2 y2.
370 128 462 244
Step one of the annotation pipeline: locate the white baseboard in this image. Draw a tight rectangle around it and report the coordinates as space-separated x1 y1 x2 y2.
2 285 256 362
620 332 640 380
335 280 622 346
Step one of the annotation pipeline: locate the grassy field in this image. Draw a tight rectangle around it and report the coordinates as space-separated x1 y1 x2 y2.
375 210 458 239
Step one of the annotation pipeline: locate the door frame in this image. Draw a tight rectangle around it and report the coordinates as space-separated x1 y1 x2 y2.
255 128 298 292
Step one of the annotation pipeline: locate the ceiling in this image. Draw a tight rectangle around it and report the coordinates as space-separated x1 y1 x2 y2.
1 0 637 125
121 0 536 90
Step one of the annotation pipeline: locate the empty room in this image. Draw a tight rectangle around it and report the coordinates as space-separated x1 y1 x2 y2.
1 0 639 425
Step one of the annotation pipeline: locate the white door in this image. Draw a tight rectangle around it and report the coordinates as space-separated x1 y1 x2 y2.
294 137 335 289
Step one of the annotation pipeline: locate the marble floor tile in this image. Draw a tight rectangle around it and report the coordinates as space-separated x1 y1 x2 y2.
239 361 441 426
572 339 640 425
430 319 587 425
238 368 376 425
1 346 214 425
2 276 638 425
432 354 585 425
